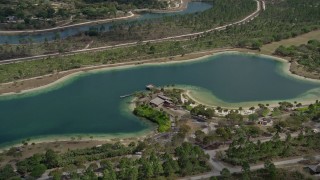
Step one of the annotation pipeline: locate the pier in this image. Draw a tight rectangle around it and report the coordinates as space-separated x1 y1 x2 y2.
120 94 134 98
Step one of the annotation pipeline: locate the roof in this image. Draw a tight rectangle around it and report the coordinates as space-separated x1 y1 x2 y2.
150 97 165 106
306 164 320 173
263 118 273 123
158 95 172 101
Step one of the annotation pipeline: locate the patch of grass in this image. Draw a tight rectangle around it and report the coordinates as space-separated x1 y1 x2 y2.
260 30 320 55
133 105 171 132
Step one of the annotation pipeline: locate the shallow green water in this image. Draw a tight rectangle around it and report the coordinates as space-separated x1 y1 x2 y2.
0 53 319 146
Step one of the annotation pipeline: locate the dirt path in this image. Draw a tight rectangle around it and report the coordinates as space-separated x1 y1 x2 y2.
0 12 135 35
83 40 94 49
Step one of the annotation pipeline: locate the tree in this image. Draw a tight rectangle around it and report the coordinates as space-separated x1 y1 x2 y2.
153 161 164 177
264 160 276 179
0 164 18 180
31 164 47 178
163 162 175 177
241 162 250 180
163 155 179 177
251 40 262 50
195 130 206 142
149 45 156 54
248 113 259 121
127 166 139 180
82 169 98 180
179 124 191 137
142 162 154 178
220 168 231 179
47 7 55 18
44 149 61 168
102 168 117 180
50 170 63 180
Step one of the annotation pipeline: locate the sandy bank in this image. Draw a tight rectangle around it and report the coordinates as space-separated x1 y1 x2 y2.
1 49 320 107
0 48 233 96
0 129 157 165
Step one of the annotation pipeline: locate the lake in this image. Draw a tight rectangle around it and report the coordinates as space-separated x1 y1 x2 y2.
0 52 320 146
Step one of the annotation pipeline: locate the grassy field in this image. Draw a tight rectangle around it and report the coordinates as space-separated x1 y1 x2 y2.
260 30 320 55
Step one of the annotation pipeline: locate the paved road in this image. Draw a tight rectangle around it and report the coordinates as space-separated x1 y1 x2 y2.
0 0 263 65
180 132 317 180
181 151 320 180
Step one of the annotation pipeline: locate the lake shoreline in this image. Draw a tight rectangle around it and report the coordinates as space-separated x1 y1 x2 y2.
0 128 156 153
1 49 320 97
0 49 319 152
184 88 318 110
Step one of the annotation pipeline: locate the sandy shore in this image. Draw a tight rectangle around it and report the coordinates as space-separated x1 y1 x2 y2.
1 48 320 107
0 129 158 166
1 48 320 97
184 88 318 111
178 51 320 109
0 48 233 96
0 128 155 151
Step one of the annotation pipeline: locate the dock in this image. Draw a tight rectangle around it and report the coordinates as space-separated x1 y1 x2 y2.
120 94 134 98
146 84 156 90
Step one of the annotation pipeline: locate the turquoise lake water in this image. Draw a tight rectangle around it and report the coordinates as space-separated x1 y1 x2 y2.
0 53 319 146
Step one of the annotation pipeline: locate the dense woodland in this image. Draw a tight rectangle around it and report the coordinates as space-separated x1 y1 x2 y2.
220 101 320 166
0 142 210 179
193 101 320 148
216 162 312 180
98 0 256 41
190 105 215 119
275 40 320 73
0 0 167 30
0 0 256 60
224 132 320 165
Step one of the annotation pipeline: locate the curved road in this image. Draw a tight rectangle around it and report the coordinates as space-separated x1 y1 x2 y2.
0 1 264 65
181 149 320 180
0 0 187 35
0 12 135 34
181 133 320 180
